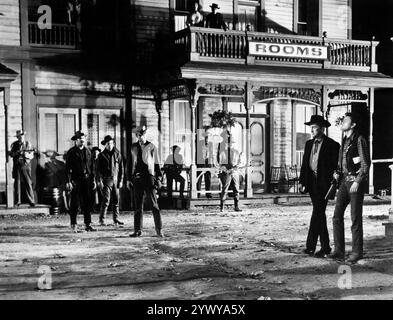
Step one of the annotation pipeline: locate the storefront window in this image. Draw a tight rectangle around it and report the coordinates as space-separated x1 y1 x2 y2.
295 103 316 167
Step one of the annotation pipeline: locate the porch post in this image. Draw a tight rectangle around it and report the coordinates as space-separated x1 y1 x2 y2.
368 88 375 195
244 82 253 198
4 86 14 208
188 87 199 200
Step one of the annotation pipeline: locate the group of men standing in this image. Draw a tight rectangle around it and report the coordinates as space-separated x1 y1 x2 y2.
299 113 371 264
63 126 164 237
8 111 371 263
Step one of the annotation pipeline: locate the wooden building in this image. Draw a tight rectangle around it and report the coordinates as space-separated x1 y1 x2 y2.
1 0 393 208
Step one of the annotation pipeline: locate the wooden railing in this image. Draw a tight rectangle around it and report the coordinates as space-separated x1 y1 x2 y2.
28 22 78 48
175 27 378 72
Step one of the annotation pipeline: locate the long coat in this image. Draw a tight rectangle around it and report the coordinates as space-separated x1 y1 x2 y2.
299 136 340 195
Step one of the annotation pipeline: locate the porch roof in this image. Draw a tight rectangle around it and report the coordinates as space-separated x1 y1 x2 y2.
181 62 393 89
0 63 18 85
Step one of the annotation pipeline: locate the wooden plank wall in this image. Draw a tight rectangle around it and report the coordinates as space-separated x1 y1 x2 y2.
0 0 20 46
322 0 349 39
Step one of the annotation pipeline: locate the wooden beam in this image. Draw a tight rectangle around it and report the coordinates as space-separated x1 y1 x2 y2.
369 87 375 195
244 82 253 198
3 86 14 208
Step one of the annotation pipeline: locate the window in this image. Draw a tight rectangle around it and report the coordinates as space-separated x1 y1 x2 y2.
173 101 192 166
39 108 79 155
174 0 196 31
237 2 260 32
81 109 121 151
295 103 316 167
295 0 319 36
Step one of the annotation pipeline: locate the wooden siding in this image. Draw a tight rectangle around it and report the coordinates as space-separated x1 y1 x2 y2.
0 0 20 46
322 0 349 39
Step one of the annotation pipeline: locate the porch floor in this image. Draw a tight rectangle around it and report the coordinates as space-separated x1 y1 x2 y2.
168 193 391 210
0 204 50 216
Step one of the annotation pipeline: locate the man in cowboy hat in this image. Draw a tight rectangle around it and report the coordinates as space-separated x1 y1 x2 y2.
9 130 36 207
65 131 96 232
216 131 245 212
127 125 164 237
97 135 124 226
299 115 340 258
205 3 227 31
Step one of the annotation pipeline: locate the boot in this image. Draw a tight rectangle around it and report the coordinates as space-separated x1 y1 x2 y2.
220 200 225 212
156 228 165 238
234 198 242 212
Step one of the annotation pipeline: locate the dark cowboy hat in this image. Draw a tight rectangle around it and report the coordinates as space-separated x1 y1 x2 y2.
71 130 86 141
15 130 26 137
210 3 220 9
91 146 101 153
101 135 114 146
134 125 148 135
304 115 331 128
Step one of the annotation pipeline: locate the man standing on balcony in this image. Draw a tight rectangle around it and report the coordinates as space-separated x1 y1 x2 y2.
97 135 124 227
299 115 340 258
187 2 204 27
9 130 35 207
127 126 164 238
329 113 371 264
205 3 227 31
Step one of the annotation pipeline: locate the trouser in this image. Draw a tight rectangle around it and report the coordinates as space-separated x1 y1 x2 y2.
69 178 92 226
197 170 211 196
133 176 162 232
99 179 120 222
166 174 185 197
306 176 331 252
220 171 240 201
333 179 365 256
14 163 35 205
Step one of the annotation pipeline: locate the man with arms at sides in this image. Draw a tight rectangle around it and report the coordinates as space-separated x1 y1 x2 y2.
299 115 340 258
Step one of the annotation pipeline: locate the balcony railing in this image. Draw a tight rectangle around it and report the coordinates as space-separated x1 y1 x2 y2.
175 27 378 72
28 22 78 49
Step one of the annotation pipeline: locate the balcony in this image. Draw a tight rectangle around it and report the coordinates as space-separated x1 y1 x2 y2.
175 27 378 72
28 22 79 49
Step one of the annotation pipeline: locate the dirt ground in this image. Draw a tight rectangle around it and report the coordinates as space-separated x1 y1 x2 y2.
1 202 393 300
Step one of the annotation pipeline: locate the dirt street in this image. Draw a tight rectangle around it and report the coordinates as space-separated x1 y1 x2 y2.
1 202 393 300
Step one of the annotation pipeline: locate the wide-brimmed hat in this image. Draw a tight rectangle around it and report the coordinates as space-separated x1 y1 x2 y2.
91 146 101 153
135 125 148 135
15 130 25 137
304 115 331 128
71 130 86 141
210 3 220 9
101 135 114 146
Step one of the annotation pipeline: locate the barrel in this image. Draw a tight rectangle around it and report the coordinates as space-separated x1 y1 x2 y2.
41 188 62 215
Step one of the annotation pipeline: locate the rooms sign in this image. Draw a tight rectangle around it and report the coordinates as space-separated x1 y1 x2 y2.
249 41 329 60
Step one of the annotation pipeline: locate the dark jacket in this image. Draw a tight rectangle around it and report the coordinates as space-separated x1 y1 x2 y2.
127 141 162 181
299 136 340 194
97 148 124 184
65 146 94 183
338 132 370 185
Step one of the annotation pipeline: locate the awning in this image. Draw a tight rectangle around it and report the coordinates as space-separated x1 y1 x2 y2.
181 62 393 89
0 63 18 85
